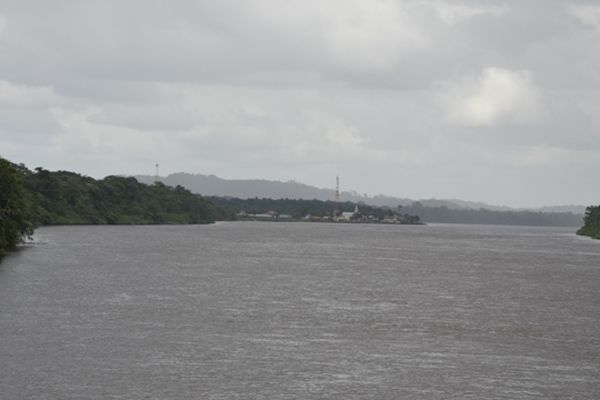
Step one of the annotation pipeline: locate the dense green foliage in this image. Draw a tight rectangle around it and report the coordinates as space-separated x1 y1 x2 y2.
577 206 600 239
0 158 34 257
207 196 420 223
23 168 227 225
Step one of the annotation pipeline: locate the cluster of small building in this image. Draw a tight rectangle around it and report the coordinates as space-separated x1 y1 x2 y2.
237 205 420 224
328 205 419 224
236 210 293 221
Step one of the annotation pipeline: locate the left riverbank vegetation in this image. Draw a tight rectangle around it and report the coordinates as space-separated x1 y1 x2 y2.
0 156 236 257
24 168 231 225
577 205 600 239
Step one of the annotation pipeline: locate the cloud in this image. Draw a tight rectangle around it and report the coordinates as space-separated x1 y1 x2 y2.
51 107 160 156
0 80 65 108
428 1 506 25
437 67 545 126
174 85 388 164
570 5 600 30
492 144 598 173
319 1 429 71
508 145 572 167
88 104 197 132
0 1 599 206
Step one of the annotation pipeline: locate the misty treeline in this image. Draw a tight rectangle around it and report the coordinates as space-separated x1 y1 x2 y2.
400 202 582 227
577 206 600 239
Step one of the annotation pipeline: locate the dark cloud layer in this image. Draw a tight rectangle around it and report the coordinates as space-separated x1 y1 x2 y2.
1 0 599 207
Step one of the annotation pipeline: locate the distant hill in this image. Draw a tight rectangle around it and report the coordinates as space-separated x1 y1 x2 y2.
136 173 339 202
135 173 580 211
135 173 508 210
134 173 584 226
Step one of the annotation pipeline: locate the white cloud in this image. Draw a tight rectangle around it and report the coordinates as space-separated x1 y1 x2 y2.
51 107 158 155
178 85 388 164
508 145 571 167
570 5 600 30
238 0 430 72
501 144 598 169
320 1 429 70
0 80 65 108
429 1 506 25
88 104 197 132
437 68 545 126
278 111 387 162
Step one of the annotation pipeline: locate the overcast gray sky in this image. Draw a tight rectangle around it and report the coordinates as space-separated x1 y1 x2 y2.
1 0 599 207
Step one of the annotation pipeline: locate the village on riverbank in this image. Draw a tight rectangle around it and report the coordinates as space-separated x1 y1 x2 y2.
236 204 422 225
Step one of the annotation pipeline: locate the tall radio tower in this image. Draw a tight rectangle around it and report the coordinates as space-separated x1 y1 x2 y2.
333 175 340 221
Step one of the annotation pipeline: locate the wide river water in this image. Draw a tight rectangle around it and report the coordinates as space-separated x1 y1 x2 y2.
0 222 599 399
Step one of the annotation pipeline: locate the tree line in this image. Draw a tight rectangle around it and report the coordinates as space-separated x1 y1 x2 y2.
24 169 229 225
577 206 600 239
400 202 583 227
207 196 420 223
208 196 583 227
0 156 230 257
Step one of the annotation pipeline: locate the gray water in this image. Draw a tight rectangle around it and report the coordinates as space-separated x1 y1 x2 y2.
0 222 599 399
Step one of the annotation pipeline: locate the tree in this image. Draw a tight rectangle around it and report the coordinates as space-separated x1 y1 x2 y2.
0 157 33 256
577 205 600 239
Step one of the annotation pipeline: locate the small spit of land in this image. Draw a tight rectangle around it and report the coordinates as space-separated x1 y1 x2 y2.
207 196 421 224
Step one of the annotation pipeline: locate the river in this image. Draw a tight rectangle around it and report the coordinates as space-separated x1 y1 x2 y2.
0 222 598 399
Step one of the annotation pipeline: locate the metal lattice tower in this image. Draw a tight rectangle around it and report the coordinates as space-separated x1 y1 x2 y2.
333 175 340 221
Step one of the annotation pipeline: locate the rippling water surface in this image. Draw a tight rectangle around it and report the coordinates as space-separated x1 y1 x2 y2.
0 222 599 399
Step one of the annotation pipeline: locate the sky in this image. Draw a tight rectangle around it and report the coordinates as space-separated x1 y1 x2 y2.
1 0 599 208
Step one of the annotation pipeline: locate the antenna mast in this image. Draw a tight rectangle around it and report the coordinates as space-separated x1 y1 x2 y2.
333 175 340 221
155 163 159 183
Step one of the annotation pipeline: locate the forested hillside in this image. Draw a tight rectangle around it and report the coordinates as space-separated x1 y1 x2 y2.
23 169 228 225
577 206 600 239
